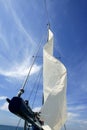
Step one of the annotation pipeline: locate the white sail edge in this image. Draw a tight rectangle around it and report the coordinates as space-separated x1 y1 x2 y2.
40 29 67 130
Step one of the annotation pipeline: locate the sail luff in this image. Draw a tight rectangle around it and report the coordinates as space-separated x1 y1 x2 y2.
41 29 67 130
43 29 54 102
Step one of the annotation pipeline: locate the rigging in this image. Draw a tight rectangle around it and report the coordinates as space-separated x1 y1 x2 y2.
14 31 46 129
16 118 21 130
31 69 42 109
15 69 43 130
17 30 46 97
64 124 67 130
44 0 50 28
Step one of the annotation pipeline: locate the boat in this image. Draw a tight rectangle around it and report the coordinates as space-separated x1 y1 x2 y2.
6 2 67 130
6 27 67 130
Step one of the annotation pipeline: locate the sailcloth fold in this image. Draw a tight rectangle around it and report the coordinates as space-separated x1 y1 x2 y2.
41 29 67 130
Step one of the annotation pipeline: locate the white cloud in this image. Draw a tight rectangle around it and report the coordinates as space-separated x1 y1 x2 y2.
33 107 41 112
0 32 9 50
0 61 41 79
0 1 42 81
0 96 7 100
0 102 8 111
83 120 87 124
75 105 87 110
68 119 87 126
6 0 35 46
68 112 79 120
68 105 87 111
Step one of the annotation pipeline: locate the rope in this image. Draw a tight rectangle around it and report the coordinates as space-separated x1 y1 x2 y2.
18 0 50 96
44 0 50 27
28 67 42 101
22 46 41 90
15 118 21 130
44 0 51 43
31 69 42 109
21 31 46 92
64 124 66 130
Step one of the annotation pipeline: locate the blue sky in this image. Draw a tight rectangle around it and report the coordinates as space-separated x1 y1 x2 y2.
0 0 87 129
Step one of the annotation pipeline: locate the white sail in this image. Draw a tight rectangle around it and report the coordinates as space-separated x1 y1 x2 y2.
41 29 67 130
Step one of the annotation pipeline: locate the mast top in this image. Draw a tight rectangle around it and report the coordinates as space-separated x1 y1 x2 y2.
47 23 50 42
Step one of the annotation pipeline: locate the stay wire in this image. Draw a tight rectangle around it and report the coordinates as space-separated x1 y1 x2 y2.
44 0 50 27
31 69 42 109
15 69 42 130
21 31 46 91
15 118 21 130
64 124 66 130
28 67 43 101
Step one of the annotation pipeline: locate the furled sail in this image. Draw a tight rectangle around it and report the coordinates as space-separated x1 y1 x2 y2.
41 29 67 130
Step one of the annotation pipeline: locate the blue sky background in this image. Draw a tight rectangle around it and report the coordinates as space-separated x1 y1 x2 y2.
0 0 87 130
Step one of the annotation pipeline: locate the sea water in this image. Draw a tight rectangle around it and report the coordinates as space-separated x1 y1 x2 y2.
0 125 23 130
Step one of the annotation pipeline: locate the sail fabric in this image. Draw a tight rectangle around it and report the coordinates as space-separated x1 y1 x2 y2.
41 29 67 130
